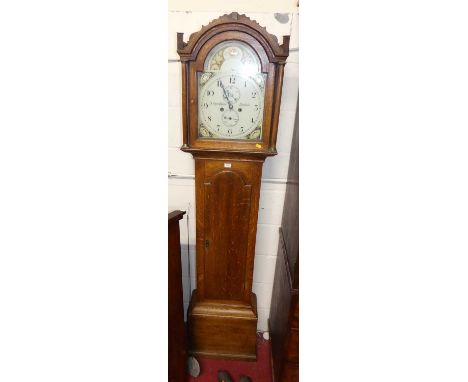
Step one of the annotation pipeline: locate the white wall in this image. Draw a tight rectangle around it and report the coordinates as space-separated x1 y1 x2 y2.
169 0 298 13
168 8 298 332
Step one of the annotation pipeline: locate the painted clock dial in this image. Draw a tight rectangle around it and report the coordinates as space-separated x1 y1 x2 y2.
197 41 266 140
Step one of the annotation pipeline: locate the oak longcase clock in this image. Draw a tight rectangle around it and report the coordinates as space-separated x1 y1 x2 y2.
177 12 289 360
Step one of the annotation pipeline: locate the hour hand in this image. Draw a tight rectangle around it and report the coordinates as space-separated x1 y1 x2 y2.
219 81 233 109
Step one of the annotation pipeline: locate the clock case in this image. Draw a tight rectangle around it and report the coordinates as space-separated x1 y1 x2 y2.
177 13 289 361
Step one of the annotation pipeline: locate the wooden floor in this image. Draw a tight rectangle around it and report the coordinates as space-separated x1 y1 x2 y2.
188 333 273 382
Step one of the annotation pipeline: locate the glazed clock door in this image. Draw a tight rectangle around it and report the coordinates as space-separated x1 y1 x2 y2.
195 158 263 304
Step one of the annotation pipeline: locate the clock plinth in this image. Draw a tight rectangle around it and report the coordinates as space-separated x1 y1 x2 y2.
188 290 258 360
176 13 289 360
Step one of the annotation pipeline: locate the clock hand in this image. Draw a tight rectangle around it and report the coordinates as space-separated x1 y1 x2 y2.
219 81 233 110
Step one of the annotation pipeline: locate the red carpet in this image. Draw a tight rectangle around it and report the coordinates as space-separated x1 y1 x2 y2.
188 334 273 382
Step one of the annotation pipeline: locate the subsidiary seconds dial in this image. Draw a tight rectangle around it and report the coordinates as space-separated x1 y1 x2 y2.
199 73 264 139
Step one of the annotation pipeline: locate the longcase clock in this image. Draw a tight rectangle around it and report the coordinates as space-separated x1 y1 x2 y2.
176 12 289 361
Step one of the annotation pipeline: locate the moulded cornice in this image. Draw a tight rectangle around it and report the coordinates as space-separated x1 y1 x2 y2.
177 12 289 62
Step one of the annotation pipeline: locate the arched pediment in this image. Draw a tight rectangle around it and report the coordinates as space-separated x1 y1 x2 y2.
177 12 289 63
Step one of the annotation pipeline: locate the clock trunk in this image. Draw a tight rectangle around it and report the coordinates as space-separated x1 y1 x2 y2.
188 154 263 360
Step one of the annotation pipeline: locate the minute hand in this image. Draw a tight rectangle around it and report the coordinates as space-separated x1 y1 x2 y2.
219 81 233 109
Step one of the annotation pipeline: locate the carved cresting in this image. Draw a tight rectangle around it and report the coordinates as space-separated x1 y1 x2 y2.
177 12 290 61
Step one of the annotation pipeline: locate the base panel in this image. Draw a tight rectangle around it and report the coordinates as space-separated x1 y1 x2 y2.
188 290 258 361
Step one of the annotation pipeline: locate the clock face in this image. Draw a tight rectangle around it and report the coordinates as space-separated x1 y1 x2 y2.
198 41 266 140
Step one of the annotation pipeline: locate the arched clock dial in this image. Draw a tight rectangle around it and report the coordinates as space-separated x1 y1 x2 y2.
197 40 266 140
